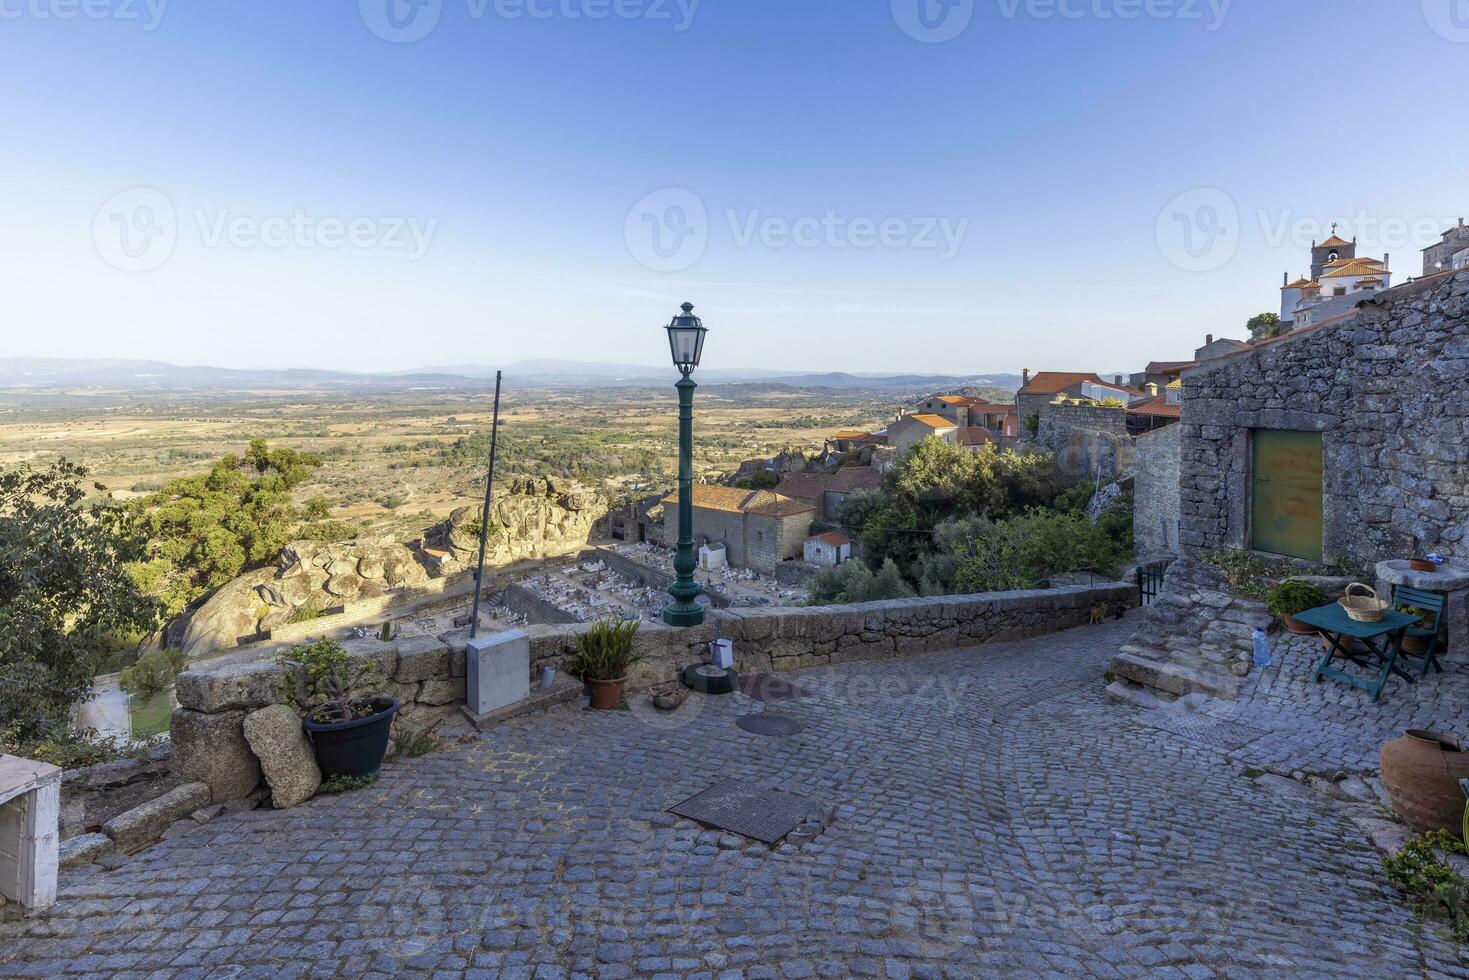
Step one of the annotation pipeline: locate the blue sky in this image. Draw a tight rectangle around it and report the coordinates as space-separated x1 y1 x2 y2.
2 0 1465 375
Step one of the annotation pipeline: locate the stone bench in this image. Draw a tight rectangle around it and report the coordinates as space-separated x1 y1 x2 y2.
0 755 62 912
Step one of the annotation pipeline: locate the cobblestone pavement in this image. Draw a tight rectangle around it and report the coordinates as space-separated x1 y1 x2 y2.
4 616 1466 978
1168 629 1469 774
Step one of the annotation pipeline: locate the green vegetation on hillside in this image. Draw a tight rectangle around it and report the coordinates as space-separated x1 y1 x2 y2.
127 439 322 617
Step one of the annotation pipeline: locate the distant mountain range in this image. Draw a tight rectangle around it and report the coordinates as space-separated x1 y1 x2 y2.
0 357 1023 393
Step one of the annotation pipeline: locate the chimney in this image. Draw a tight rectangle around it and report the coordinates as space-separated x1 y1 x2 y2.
1206 333 1214 345
1283 272 1289 287
1022 369 1031 387
1145 382 1159 397
1114 375 1124 385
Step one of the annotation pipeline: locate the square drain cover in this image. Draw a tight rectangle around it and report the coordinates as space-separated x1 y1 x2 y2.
668 778 822 844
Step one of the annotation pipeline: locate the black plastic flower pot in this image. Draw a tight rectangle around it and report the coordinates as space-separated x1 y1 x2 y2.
302 698 400 779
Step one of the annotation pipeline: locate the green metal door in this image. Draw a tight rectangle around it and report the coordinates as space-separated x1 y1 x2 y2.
1252 429 1323 561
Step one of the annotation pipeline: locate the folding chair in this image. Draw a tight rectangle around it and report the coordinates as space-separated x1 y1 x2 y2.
1392 584 1446 678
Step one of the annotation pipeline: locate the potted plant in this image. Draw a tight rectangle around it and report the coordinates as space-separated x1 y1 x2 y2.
1397 605 1436 655
1267 578 1328 635
570 618 641 710
277 638 399 779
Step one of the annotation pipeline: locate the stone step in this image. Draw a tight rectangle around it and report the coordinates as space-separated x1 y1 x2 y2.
1108 650 1242 700
457 673 583 732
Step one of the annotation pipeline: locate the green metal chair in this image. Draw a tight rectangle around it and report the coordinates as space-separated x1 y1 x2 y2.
1392 584 1446 677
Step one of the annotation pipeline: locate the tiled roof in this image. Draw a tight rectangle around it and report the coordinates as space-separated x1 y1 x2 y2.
1128 395 1181 418
831 430 870 440
1143 360 1197 374
908 413 958 429
775 467 882 503
661 485 815 518
1316 235 1352 250
934 395 970 405
1166 378 1183 389
1283 278 1318 289
811 531 853 547
1018 372 1100 394
1322 258 1389 278
956 427 995 446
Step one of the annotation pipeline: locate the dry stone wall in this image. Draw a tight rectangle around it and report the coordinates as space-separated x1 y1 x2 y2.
171 581 1137 802
1181 268 1469 564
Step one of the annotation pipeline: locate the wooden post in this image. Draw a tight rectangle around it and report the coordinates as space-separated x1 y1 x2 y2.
0 755 62 911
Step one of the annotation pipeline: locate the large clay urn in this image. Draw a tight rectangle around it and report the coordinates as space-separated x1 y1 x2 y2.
1380 730 1469 833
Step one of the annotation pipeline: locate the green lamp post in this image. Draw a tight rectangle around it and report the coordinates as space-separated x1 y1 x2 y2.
662 301 708 628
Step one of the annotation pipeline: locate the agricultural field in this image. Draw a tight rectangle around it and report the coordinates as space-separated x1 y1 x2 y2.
0 382 909 531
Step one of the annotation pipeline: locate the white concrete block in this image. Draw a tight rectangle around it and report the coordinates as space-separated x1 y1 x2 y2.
0 755 61 911
466 629 530 715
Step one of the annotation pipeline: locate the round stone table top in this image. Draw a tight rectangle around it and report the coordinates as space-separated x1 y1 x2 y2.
1376 558 1469 592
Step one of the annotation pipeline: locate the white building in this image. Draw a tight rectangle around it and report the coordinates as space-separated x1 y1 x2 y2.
804 532 853 568
1279 227 1391 327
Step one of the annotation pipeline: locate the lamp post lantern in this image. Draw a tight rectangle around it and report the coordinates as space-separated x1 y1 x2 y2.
662 302 707 628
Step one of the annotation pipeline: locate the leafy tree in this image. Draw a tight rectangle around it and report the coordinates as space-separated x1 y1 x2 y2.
735 471 779 490
1247 312 1282 340
807 557 915 606
303 495 333 520
128 441 322 616
0 461 159 741
120 648 189 701
952 509 1128 593
858 440 1062 581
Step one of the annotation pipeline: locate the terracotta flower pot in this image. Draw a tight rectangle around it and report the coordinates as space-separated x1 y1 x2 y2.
586 677 627 710
1321 634 1368 658
1380 730 1469 833
1410 558 1440 573
1282 613 1317 635
1401 633 1428 655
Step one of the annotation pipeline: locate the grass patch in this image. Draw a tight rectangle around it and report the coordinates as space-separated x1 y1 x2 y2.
318 773 378 795
1242 767 1265 780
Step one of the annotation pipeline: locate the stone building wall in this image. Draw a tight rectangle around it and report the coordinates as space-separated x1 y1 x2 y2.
171 581 1137 803
742 510 815 574
500 582 581 625
1036 403 1135 481
1180 268 1469 565
588 547 732 609
1134 423 1182 558
662 504 747 567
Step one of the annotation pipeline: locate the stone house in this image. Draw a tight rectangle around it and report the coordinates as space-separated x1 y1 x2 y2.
1016 371 1142 422
1423 218 1469 276
661 485 815 575
804 531 853 567
1133 423 1182 557
888 413 958 454
1180 267 1469 565
1126 379 1182 434
774 466 883 522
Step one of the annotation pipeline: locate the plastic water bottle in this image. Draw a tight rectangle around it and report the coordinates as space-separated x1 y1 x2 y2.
1253 628 1272 668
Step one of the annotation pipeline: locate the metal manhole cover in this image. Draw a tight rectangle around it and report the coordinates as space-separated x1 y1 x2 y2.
1145 712 1267 751
668 778 822 844
736 713 804 736
737 673 812 702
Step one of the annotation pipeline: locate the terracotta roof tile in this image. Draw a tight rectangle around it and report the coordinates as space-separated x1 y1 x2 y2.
660 485 815 517
908 413 958 429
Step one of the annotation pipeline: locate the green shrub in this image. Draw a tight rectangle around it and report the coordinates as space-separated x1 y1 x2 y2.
735 471 779 490
295 520 358 543
0 725 157 771
807 558 916 606
1203 549 1275 599
1383 831 1469 943
319 773 377 794
1266 579 1328 618
952 509 1128 594
119 648 189 701
570 619 641 681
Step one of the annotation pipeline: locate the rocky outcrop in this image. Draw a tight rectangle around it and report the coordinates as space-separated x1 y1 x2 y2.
426 477 607 571
242 705 320 809
172 479 604 656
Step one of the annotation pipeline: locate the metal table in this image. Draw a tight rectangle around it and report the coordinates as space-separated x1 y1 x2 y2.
1295 603 1419 703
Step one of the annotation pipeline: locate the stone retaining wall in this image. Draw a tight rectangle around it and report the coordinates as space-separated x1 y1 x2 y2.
170 582 1136 803
588 547 733 608
500 582 582 625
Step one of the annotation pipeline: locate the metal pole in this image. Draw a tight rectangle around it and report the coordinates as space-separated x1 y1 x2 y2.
662 372 704 627
469 371 503 639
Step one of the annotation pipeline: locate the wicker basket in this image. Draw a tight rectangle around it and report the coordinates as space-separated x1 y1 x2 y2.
1339 582 1388 623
